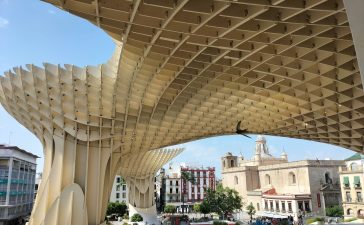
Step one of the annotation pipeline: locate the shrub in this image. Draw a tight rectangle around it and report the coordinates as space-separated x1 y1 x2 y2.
234 222 240 225
123 214 129 220
306 217 324 224
213 221 228 225
130 213 143 222
164 205 176 214
326 205 343 217
344 217 357 222
123 223 129 225
106 202 128 217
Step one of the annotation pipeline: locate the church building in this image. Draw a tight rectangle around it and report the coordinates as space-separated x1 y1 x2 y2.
221 136 344 220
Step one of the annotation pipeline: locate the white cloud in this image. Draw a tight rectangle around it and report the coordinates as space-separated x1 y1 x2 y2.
0 17 8 28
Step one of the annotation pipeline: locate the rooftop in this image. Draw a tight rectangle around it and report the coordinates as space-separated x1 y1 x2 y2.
345 153 364 161
0 144 39 158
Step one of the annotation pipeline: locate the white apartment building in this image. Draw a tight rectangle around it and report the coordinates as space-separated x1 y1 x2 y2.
0 145 38 225
109 176 128 203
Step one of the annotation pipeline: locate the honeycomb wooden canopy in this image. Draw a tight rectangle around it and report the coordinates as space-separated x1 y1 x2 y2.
2 0 364 153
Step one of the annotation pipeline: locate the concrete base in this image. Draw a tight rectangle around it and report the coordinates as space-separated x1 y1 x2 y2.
129 204 158 225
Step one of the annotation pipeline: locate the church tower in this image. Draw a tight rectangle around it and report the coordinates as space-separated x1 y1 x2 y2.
254 135 273 159
221 152 238 170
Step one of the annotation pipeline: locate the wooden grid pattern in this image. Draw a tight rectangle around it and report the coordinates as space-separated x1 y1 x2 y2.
2 0 364 154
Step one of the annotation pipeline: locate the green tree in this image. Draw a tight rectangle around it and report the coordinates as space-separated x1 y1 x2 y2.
326 205 343 217
204 184 243 219
246 203 256 221
130 213 143 222
164 205 176 214
106 202 128 217
200 200 211 216
194 203 201 214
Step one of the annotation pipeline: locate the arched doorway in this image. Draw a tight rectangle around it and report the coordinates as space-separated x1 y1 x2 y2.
347 208 354 216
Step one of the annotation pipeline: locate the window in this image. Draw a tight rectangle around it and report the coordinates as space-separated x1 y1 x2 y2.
288 202 292 212
346 191 352 202
325 172 332 184
176 188 179 193
288 172 296 185
170 188 172 194
343 176 350 188
116 177 120 183
122 185 126 191
116 193 120 199
354 176 361 188
122 193 126 199
357 192 362 202
281 202 286 212
298 201 303 211
275 201 279 212
350 162 359 171
176 181 179 186
265 200 268 210
170 180 172 186
203 179 206 185
230 160 234 167
265 174 271 185
116 185 120 191
304 201 310 212
257 203 260 211
234 176 238 185
270 201 273 211
203 171 206 177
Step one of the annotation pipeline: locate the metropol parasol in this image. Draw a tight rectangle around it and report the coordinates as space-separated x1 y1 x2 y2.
0 0 363 224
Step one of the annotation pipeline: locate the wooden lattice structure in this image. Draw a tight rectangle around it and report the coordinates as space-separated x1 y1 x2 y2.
0 0 363 225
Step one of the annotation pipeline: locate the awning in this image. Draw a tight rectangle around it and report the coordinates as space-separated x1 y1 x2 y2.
255 211 288 219
343 177 350 185
354 176 360 185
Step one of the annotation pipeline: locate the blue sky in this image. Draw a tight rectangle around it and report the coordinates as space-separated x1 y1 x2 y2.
0 0 355 176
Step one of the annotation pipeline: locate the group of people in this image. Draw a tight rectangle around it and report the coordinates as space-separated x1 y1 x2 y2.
252 215 296 225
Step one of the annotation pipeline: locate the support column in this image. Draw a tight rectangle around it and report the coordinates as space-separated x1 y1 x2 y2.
125 174 158 225
29 131 119 225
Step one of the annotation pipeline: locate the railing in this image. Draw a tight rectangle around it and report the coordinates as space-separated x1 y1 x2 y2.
340 166 363 173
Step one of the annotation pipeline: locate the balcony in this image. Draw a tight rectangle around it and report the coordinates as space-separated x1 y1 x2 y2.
340 167 363 174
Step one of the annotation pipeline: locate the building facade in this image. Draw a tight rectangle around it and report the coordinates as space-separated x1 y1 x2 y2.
222 136 344 220
181 166 215 203
163 163 216 213
339 153 364 219
109 176 128 203
0 145 38 225
155 168 166 213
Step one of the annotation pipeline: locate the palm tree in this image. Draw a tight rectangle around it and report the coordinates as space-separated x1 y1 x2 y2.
181 171 196 214
246 203 256 223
